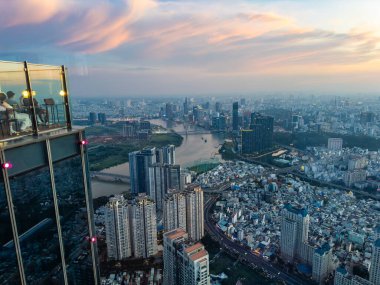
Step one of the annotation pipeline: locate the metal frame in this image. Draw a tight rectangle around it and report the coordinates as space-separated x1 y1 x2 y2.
0 130 100 285
79 131 100 285
0 149 26 285
45 139 68 284
23 61 39 137
61 65 72 130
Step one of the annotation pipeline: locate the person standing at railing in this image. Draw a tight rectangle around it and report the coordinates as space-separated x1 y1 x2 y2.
0 92 32 132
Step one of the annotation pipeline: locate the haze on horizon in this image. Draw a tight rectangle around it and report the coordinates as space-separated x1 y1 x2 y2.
1 0 380 97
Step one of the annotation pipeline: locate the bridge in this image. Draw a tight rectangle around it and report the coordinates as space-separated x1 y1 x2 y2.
91 172 130 184
174 130 211 135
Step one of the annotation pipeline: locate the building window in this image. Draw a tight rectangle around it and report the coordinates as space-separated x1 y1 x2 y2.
53 155 94 285
0 173 21 284
9 164 64 284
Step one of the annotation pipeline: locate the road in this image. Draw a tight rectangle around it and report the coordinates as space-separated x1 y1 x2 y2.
204 197 311 285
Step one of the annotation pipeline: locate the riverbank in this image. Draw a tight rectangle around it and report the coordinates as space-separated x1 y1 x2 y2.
274 131 380 150
86 126 183 171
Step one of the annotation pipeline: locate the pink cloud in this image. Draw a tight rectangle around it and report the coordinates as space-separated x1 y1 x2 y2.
0 0 63 27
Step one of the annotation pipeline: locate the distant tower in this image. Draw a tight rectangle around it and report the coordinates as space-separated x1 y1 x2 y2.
232 102 239 131
184 97 189 115
280 204 309 263
105 195 132 260
250 113 274 151
370 239 380 285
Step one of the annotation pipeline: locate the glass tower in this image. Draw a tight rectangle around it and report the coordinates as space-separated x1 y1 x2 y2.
0 60 99 284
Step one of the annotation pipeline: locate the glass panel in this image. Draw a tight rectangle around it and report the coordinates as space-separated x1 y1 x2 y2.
0 61 33 140
9 164 64 284
50 134 80 162
28 64 66 131
5 142 47 176
0 173 21 284
53 155 95 285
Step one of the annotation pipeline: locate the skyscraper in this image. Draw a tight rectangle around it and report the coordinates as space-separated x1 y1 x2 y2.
129 147 157 194
185 184 205 241
370 239 380 285
148 163 181 210
215 101 222 113
156 144 176 165
0 60 99 284
184 97 189 115
163 191 187 232
280 204 310 263
105 195 131 260
241 129 255 154
166 103 174 120
312 243 332 285
163 229 210 285
232 102 239 131
249 113 274 152
130 195 158 258
89 112 97 125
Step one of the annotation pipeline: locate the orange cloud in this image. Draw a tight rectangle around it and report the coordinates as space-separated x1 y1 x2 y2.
58 0 156 53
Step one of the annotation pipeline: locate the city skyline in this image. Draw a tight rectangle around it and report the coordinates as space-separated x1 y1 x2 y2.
1 0 380 97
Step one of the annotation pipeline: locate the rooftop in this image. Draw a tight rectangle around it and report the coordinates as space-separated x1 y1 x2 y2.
184 242 203 254
189 249 208 261
165 228 187 240
284 203 308 217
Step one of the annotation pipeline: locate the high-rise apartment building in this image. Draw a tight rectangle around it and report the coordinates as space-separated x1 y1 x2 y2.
163 191 187 232
130 195 158 258
312 243 332 285
335 267 374 285
370 239 380 285
280 204 310 263
105 195 131 260
130 146 177 195
148 163 181 210
163 185 204 241
156 144 176 165
328 138 343 151
163 229 210 285
0 61 99 284
232 102 239 131
185 184 205 241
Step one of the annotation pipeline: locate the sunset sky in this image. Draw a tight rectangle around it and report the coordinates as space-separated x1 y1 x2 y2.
1 0 380 97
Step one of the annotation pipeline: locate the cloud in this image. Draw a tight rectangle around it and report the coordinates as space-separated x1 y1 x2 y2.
1 0 380 96
0 0 63 27
0 0 156 54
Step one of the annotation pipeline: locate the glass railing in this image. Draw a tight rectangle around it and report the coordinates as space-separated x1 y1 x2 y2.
0 61 71 141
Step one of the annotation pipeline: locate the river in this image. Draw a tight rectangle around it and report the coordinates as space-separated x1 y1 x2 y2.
91 119 225 198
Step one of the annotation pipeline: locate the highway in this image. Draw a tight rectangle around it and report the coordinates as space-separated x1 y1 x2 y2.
204 197 311 285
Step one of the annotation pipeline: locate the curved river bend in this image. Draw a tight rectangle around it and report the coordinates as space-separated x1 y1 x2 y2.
92 119 225 198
